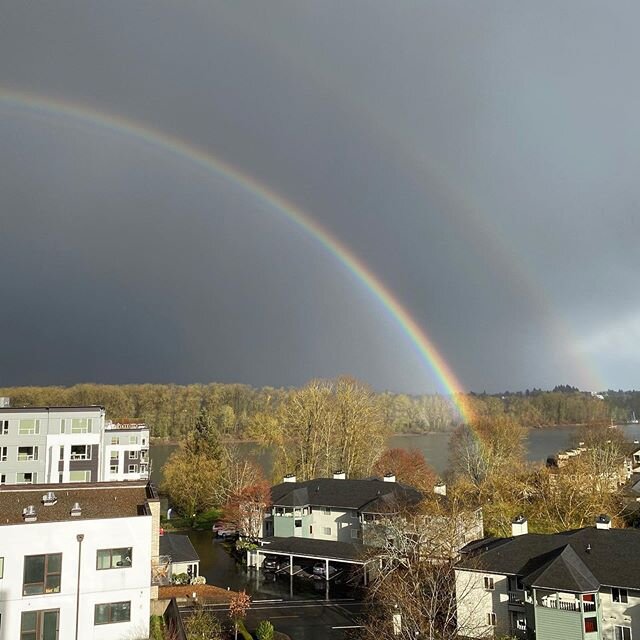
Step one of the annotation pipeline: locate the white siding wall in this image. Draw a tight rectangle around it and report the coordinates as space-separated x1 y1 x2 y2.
0 515 151 640
599 587 640 640
455 569 511 638
309 508 360 542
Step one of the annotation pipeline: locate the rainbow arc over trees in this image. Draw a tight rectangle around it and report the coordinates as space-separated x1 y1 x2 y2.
0 89 473 423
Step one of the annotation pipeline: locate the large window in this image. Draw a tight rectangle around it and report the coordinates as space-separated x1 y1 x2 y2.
20 609 59 640
97 547 132 570
23 554 62 595
18 446 38 461
615 626 632 640
71 418 91 434
484 576 495 590
612 587 629 604
17 472 36 484
69 470 91 483
584 617 598 633
94 601 131 625
0 446 6 461
19 420 40 435
487 612 496 626
70 445 90 461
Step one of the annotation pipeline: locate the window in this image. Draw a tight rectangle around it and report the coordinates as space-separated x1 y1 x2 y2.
0 556 3 578
487 612 496 626
18 446 38 461
351 510 358 519
128 464 138 473
111 436 119 445
141 437 147 445
295 519 302 528
0 474 5 484
0 420 8 434
94 601 131 625
613 587 629 604
59 419 65 434
128 450 138 460
0 446 6 461
129 435 138 444
21 609 59 640
323 507 331 515
351 529 360 539
584 617 598 633
309 525 313 534
17 472 35 484
19 420 40 435
97 548 132 570
483 576 495 590
615 626 632 640
323 527 332 536
23 554 62 595
70 445 90 461
110 464 118 474
71 418 91 433
69 470 91 483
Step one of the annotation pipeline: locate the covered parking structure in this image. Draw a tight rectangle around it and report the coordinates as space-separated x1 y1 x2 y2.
251 536 371 598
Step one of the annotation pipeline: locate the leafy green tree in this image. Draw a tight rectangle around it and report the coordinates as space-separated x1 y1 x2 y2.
184 606 223 640
255 620 275 640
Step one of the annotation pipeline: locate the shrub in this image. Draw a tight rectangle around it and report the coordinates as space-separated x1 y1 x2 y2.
172 572 189 585
150 614 164 640
256 619 275 640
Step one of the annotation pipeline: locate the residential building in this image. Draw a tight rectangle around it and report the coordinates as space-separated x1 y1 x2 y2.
159 533 200 581
0 480 160 640
455 515 640 640
0 405 150 485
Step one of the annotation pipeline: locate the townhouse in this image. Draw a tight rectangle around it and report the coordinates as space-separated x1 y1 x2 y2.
456 515 640 640
0 405 149 485
0 480 160 640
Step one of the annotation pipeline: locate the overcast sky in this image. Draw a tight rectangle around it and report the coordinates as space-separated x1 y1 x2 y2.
1 2 639 394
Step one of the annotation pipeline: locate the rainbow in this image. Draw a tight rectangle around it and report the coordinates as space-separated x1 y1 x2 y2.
0 88 473 422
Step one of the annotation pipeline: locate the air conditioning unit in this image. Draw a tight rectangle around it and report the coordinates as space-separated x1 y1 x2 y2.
70 502 82 517
22 505 37 522
42 491 57 506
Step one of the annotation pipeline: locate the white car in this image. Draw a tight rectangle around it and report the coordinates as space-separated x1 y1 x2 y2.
212 522 237 538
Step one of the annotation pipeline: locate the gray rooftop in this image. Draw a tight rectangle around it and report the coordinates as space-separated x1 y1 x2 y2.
159 534 200 564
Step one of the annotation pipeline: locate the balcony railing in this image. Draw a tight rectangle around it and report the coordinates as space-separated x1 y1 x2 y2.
539 599 580 611
508 591 525 606
151 555 172 586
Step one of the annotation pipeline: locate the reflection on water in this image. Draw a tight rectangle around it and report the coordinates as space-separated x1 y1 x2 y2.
152 424 640 484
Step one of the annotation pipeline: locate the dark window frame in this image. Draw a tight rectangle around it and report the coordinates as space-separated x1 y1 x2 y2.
96 547 133 570
612 587 629 604
20 608 59 640
94 601 131 625
23 554 62 596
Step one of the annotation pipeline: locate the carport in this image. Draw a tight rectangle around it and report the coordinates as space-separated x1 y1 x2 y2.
252 536 370 598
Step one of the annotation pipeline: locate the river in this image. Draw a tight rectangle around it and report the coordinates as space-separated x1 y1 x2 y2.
150 423 640 485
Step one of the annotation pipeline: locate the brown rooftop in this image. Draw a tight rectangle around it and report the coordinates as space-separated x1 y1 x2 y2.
0 481 156 525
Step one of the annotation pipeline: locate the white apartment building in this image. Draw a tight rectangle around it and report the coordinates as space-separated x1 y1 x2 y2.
0 481 160 640
0 406 150 485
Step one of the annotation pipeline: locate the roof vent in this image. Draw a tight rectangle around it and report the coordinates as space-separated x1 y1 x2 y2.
383 473 396 483
22 505 37 522
283 474 297 483
70 502 82 517
511 515 528 537
595 514 611 530
333 470 346 480
42 491 57 506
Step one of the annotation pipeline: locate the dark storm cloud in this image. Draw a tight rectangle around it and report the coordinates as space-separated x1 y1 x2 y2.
1 1 639 392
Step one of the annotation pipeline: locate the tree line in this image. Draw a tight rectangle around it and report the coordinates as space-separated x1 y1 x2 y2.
3 382 639 439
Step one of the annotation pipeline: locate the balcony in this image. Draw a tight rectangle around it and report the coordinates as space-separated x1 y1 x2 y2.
508 591 525 606
151 555 172 586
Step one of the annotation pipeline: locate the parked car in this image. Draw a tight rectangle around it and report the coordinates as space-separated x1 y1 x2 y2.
262 555 289 572
312 562 338 579
212 522 237 538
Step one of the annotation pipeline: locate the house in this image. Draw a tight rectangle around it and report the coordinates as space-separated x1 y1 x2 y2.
0 480 161 640
248 473 482 583
0 405 150 485
455 515 640 640
159 533 200 581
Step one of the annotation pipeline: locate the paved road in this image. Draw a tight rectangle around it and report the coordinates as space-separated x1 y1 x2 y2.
181 598 368 640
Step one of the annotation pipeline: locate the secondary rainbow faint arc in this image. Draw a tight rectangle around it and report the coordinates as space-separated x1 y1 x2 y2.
0 89 473 422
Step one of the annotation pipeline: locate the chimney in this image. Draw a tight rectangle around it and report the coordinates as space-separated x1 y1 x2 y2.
42 491 57 506
283 474 297 483
70 502 82 517
22 505 37 522
434 482 447 496
596 514 611 530
333 470 346 480
383 473 396 483
511 515 528 537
